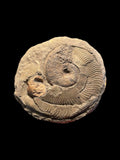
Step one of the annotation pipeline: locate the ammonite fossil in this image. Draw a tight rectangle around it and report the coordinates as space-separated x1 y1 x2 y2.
14 37 106 123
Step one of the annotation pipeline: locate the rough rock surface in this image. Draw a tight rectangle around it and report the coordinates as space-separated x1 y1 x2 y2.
14 37 106 123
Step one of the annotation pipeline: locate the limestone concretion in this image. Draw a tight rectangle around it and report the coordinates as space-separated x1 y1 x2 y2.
14 37 106 123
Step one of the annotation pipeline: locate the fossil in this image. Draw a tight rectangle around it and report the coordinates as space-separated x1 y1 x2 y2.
14 37 106 123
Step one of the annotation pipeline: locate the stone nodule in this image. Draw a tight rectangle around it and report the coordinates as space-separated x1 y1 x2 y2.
14 37 106 123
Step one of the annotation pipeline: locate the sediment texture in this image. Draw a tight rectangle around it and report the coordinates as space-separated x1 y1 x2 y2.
14 37 106 123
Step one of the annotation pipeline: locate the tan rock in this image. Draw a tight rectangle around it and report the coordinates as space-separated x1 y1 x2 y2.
14 37 106 123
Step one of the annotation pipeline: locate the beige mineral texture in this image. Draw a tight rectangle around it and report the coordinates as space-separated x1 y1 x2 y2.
14 36 106 123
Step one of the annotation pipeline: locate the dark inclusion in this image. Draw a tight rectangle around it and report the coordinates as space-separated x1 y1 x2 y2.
63 68 70 73
34 77 43 83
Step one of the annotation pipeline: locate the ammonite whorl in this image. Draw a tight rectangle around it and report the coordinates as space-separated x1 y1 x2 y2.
14 37 106 123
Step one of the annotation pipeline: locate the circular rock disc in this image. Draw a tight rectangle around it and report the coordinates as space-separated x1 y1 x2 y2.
14 37 106 123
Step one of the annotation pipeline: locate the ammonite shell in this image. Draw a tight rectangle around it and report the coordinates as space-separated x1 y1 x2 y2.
14 37 106 123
